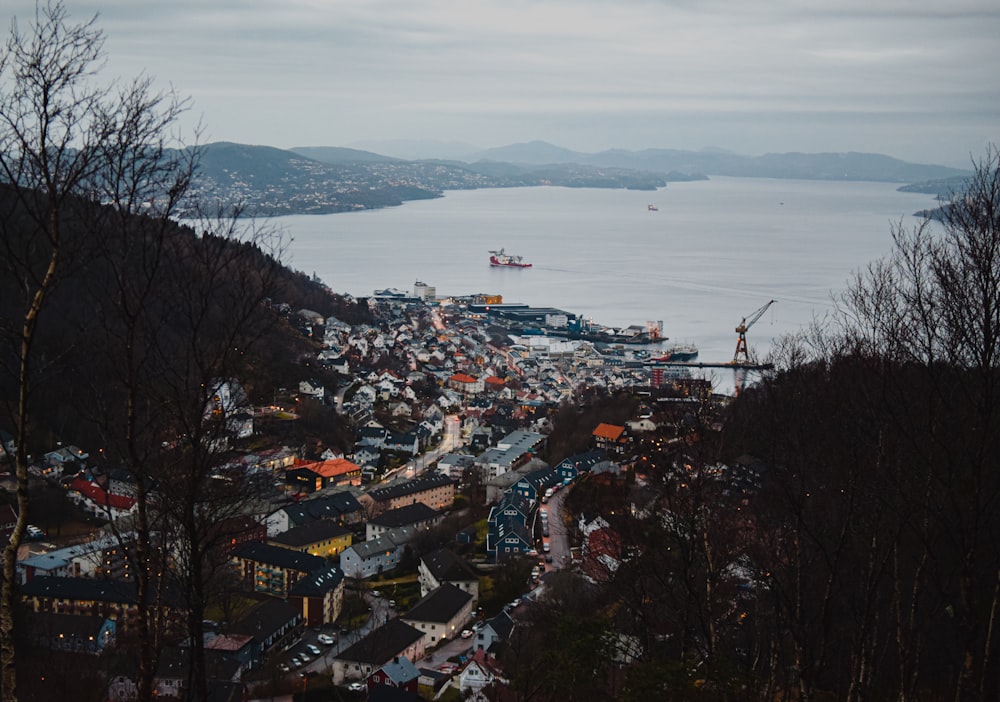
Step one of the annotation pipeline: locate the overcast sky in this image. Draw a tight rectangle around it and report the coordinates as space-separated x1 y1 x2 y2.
5 0 998 166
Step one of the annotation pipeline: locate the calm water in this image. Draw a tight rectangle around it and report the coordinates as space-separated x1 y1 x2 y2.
273 177 939 388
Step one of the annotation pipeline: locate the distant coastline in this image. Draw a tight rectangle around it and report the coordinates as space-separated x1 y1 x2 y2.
182 141 967 218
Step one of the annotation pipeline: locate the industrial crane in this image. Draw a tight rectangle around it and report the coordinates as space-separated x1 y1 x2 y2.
733 299 776 364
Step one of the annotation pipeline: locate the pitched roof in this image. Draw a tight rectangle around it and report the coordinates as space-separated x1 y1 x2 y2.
301 458 361 478
68 477 136 511
270 520 350 547
375 656 420 685
228 599 301 638
592 423 625 441
367 474 454 504
231 542 327 573
421 549 478 584
337 619 424 665
484 610 515 639
289 564 344 597
369 502 440 529
402 583 472 624
281 491 363 525
22 576 139 604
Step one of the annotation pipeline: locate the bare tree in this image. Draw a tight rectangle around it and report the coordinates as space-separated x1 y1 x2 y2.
0 4 109 699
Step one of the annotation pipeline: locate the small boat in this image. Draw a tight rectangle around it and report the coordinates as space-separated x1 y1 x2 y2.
489 249 532 268
648 204 658 211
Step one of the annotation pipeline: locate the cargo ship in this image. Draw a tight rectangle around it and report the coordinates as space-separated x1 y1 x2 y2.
489 249 532 268
652 343 699 362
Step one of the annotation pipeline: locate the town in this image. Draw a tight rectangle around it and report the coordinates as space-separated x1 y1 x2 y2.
2 279 724 701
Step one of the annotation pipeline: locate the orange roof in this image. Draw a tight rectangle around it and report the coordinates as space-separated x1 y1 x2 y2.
593 423 625 441
449 373 478 384
484 376 506 387
304 458 360 478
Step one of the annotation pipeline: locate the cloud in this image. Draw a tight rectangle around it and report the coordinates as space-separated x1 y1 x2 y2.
3 0 997 164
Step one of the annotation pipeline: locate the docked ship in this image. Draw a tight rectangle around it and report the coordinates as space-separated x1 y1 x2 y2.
489 249 532 268
652 343 699 362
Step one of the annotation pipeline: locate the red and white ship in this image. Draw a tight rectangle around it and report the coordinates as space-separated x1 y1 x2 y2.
489 249 532 268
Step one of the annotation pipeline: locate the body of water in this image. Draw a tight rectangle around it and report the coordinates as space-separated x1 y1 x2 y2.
273 177 939 389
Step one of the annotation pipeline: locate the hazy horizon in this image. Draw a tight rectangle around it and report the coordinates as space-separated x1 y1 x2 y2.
5 1 998 168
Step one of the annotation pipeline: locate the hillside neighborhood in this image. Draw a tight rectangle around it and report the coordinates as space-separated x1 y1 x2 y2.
2 280 722 701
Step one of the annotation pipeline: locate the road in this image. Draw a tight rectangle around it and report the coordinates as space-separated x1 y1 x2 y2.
539 483 573 575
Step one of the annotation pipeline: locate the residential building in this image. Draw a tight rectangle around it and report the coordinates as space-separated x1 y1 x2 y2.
269 520 352 558
367 656 420 694
401 583 473 645
230 542 328 598
331 619 426 685
265 490 364 537
418 549 479 604
592 422 628 455
475 610 514 653
459 648 507 699
227 599 302 656
473 430 546 482
358 473 455 518
366 503 442 541
339 526 418 579
289 564 345 625
27 612 116 654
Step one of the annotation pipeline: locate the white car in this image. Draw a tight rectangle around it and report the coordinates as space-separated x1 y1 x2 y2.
348 682 365 691
318 633 336 645
306 643 321 655
460 629 474 639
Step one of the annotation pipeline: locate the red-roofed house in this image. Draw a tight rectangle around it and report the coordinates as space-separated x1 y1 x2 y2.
483 376 506 392
294 458 361 488
448 373 484 396
459 648 508 699
67 477 137 521
592 423 628 455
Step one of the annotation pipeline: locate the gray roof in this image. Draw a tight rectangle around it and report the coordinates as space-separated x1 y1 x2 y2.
367 473 454 504
402 583 472 624
337 619 424 665
231 542 327 573
289 564 344 597
270 519 350 547
369 502 440 529
228 599 301 638
421 549 478 584
376 655 420 685
347 526 418 560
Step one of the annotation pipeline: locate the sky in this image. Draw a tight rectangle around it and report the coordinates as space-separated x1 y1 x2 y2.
4 0 998 166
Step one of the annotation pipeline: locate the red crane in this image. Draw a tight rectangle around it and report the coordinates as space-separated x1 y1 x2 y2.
733 300 775 364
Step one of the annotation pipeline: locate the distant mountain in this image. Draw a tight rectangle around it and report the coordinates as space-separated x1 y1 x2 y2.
184 141 673 216
182 140 970 218
347 139 483 161
468 141 969 183
473 140 587 165
290 146 402 164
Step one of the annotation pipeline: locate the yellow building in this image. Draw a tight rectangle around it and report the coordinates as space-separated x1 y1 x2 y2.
269 520 352 559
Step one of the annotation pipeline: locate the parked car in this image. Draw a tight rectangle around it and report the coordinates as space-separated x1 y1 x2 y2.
290 656 302 668
318 633 336 645
461 629 474 639
348 681 365 691
371 590 381 598
299 653 312 664
306 643 321 656
278 663 290 673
